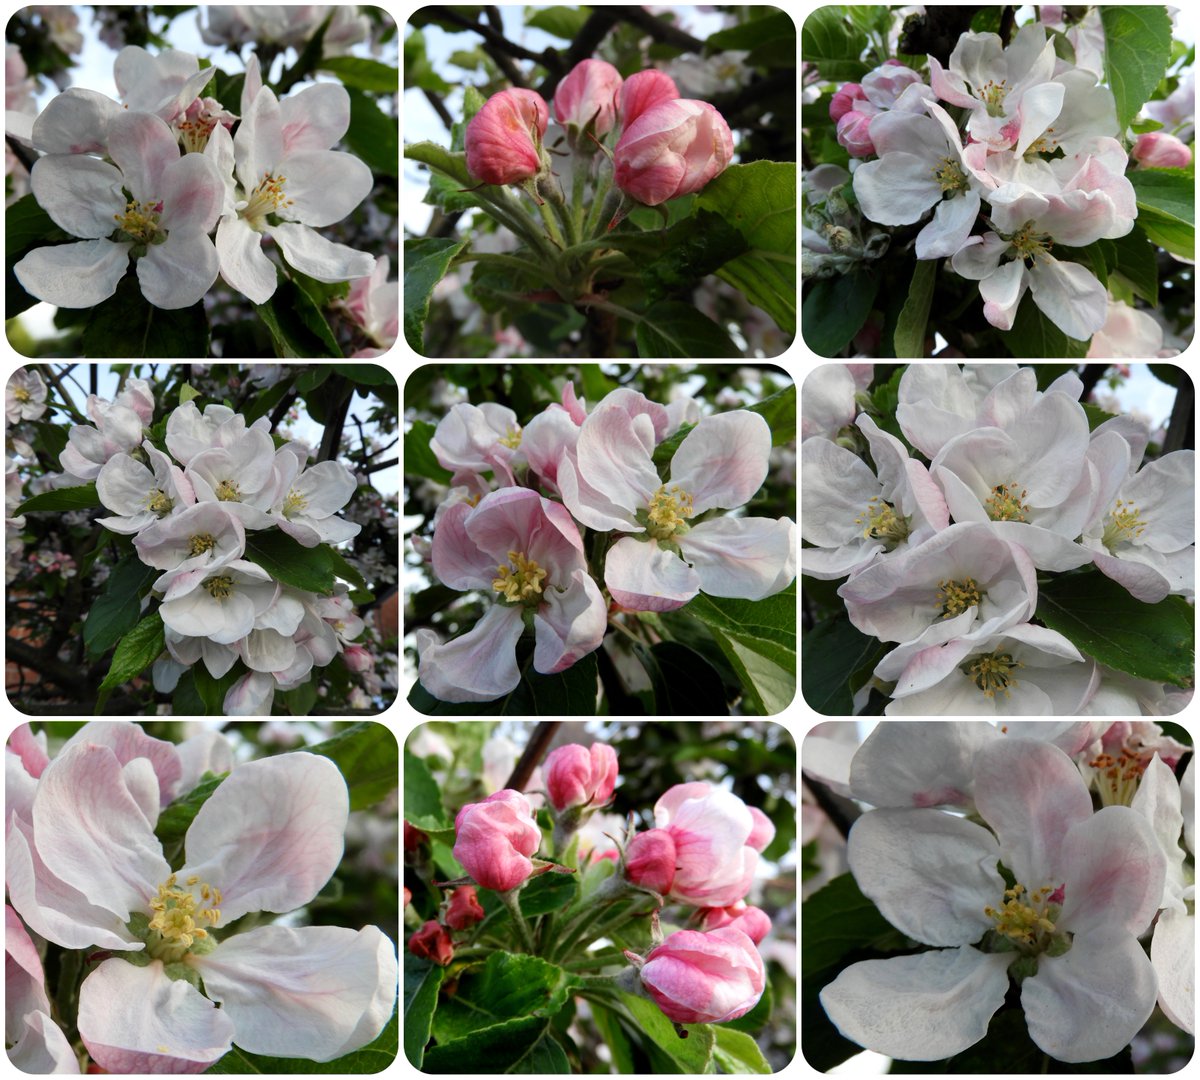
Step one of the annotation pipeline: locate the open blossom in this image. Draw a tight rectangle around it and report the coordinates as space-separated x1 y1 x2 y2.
6 368 47 423
97 439 197 533
453 789 542 892
8 745 396 1070
466 87 549 185
635 927 765 1024
613 98 733 205
431 400 523 488
821 737 1166 1062
59 377 156 481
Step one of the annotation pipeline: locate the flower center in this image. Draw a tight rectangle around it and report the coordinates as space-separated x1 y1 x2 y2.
282 489 307 518
1088 750 1149 806
215 479 242 502
113 198 164 244
978 78 1008 117
499 425 522 449
936 577 984 618
855 496 909 546
146 873 222 961
492 550 547 603
13 387 31 403
646 484 694 540
985 481 1029 521
177 116 218 154
203 575 234 599
147 490 173 516
187 533 216 557
1023 125 1058 157
984 882 1063 954
1007 222 1053 263
961 650 1023 698
242 171 294 228
1101 499 1146 550
933 156 969 194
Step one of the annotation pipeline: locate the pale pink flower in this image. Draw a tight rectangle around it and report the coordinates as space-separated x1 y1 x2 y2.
465 87 548 185
543 742 618 811
635 927 765 1024
1132 130 1192 169
431 400 523 488
97 440 196 534
453 789 542 892
613 98 733 205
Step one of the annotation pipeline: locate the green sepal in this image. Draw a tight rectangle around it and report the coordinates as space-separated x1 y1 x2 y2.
1045 933 1073 957
163 961 203 989
978 929 1017 954
126 912 151 939
189 934 218 956
1009 955 1038 982
122 949 153 967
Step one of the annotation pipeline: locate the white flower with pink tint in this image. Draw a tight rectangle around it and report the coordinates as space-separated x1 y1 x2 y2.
342 254 398 358
8 744 396 1071
59 378 157 481
6 368 47 423
96 439 196 534
1088 298 1165 359
800 363 873 442
417 487 607 702
268 455 360 548
6 904 80 1073
431 400 524 488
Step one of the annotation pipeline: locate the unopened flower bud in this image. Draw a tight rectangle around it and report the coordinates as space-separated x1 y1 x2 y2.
638 927 765 1024
445 886 485 930
746 807 775 853
343 644 372 672
624 828 676 894
696 901 772 944
452 789 542 893
619 69 680 129
829 82 867 122
613 99 734 206
836 111 875 157
1132 131 1192 170
544 742 619 811
555 58 623 139
408 920 454 966
465 88 549 185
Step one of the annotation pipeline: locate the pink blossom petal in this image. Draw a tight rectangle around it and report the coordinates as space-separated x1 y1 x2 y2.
677 516 795 600
669 410 771 513
279 149 373 228
107 110 179 201
575 406 661 516
533 568 607 674
430 500 494 590
180 751 349 924
280 82 350 153
159 152 224 234
78 958 234 1073
604 536 699 612
416 603 524 702
195 925 396 1061
8 723 49 778
29 154 124 238
31 87 120 155
61 721 182 806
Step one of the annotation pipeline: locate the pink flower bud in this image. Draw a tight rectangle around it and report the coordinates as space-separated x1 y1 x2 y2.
639 927 765 1024
465 88 549 185
836 110 875 157
445 886 486 930
404 821 428 856
746 807 775 853
452 789 542 892
403 886 412 907
554 58 623 136
619 69 680 129
696 901 772 945
342 644 372 672
654 782 758 908
829 82 867 122
625 828 677 894
544 742 619 811
613 99 734 206
408 920 454 966
1132 131 1192 169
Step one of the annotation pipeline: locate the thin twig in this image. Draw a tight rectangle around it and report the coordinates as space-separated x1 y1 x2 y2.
38 365 87 422
504 721 561 793
422 88 454 130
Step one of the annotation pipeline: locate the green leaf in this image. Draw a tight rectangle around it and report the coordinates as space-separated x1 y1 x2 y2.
405 237 468 353
893 258 937 358
506 1030 571 1072
404 954 444 1069
29 419 69 461
1001 293 1090 358
179 382 201 404
1035 570 1193 687
635 641 730 715
208 1009 397 1073
404 419 453 483
243 530 336 594
1134 207 1194 260
1082 403 1118 430
684 582 796 715
282 680 318 715
14 482 101 515
321 542 369 591
635 300 742 358
84 553 158 659
255 273 341 358
343 86 399 177
480 871 579 920
320 55 398 92
708 9 795 51
171 669 205 715
404 26 452 93
588 1002 635 1074
1101 5 1173 135
652 422 697 467
802 871 897 980
801 6 869 81
746 383 797 445
803 269 878 356
193 661 247 716
802 615 891 715
305 722 397 810
713 1027 771 1074
154 772 227 845
1128 167 1195 226
526 4 591 39
6 193 65 257
1108 224 1159 305
696 161 797 335
330 363 395 387
98 610 164 693
403 746 452 832
640 211 750 304
408 652 600 715
82 275 209 358
618 992 715 1073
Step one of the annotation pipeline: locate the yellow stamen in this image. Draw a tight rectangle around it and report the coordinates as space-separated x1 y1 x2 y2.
985 482 1030 521
936 577 984 618
646 484 694 540
492 551 547 603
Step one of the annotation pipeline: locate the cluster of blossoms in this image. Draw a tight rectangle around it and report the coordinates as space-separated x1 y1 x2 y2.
39 376 368 713
466 57 733 220
818 22 1192 341
5 369 50 582
414 380 796 703
10 41 375 310
6 721 397 1072
808 721 1193 1063
406 739 774 1029
802 363 1194 715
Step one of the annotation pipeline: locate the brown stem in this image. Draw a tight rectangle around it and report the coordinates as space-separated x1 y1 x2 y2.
504 722 562 793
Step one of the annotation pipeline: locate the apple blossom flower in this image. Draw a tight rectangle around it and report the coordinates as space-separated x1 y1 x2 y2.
96 439 197 534
821 737 1166 1063
6 368 47 423
9 744 396 1070
619 69 679 130
453 789 542 893
544 742 618 811
560 406 794 611
266 454 360 547
1132 130 1193 169
158 559 285 645
431 400 523 488
418 487 606 702
555 58 623 142
184 424 282 528
465 87 549 186
613 98 733 206
407 919 454 966
165 400 272 466
341 254 398 357
800 363 874 442
15 111 224 310
113 45 214 124
212 80 374 305
695 901 772 945
802 413 949 579
134 500 245 577
1087 298 1165 358
634 927 765 1024
57 378 156 482
6 905 80 1073
444 886 485 930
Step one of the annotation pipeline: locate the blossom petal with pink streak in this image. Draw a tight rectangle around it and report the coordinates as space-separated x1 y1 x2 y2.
453 789 542 892
619 69 679 129
61 720 183 806
605 536 699 612
543 742 619 810
678 515 796 600
669 410 771 514
533 569 607 674
78 958 234 1074
417 603 524 702
639 927 765 1024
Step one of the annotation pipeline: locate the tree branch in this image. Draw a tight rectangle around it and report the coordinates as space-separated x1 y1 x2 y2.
482 42 528 88
37 364 87 423
362 456 397 474
422 88 454 130
613 6 706 53
6 636 93 693
504 722 562 793
317 377 352 462
423 6 556 67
